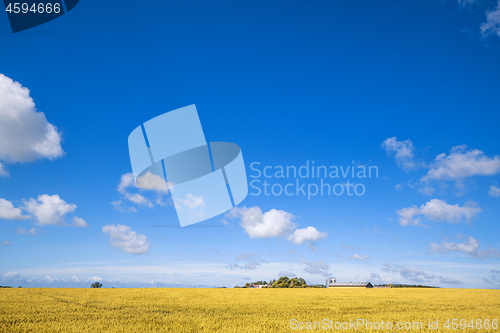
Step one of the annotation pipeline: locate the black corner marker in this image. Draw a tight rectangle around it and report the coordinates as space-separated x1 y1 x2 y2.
64 0 78 12
3 0 79 33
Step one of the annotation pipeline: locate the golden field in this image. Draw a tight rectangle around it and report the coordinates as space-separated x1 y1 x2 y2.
0 288 499 332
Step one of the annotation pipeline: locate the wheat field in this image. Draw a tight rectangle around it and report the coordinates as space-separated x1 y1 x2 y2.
0 288 499 332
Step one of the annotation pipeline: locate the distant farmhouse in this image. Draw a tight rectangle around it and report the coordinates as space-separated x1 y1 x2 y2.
326 278 373 288
249 284 271 288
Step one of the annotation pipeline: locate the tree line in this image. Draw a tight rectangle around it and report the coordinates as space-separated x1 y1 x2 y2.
236 276 326 288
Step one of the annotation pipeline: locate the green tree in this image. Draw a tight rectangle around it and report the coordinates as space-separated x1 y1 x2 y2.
91 282 103 288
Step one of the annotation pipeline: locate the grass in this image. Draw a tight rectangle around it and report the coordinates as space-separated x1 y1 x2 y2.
0 288 499 332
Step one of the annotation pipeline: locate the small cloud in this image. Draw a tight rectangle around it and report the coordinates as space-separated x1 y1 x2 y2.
300 258 331 277
71 217 89 227
14 227 36 236
397 199 482 227
488 185 500 197
286 226 327 245
102 224 150 255
420 145 500 194
23 194 77 226
278 271 296 277
381 137 424 171
395 184 402 190
0 198 30 220
0 74 64 165
228 206 297 239
348 254 370 261
1 240 12 246
480 1 500 38
0 162 9 178
429 236 499 259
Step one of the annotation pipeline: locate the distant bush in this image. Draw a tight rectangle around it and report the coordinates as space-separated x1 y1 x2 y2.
91 282 103 288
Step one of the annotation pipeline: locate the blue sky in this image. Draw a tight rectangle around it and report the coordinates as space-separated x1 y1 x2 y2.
1 0 499 288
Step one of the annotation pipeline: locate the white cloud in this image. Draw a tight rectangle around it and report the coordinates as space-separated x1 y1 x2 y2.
300 259 331 277
23 194 76 226
286 226 327 245
429 236 499 259
398 265 463 285
382 263 463 285
278 271 296 277
0 198 29 220
488 185 500 197
0 74 64 164
0 162 9 177
111 200 138 213
481 0 500 38
174 193 204 210
421 146 500 194
14 227 36 236
381 137 424 171
348 254 370 261
102 224 150 255
124 193 153 208
229 206 298 239
114 172 170 212
71 217 89 227
227 252 268 271
397 199 482 226
136 172 170 193
1 240 12 246
369 273 397 285
117 173 135 194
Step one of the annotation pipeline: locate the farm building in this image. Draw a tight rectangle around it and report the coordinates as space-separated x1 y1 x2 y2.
326 278 373 288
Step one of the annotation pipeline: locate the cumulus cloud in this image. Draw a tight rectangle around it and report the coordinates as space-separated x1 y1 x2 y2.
429 236 499 259
396 199 482 226
226 252 267 271
488 185 500 197
369 273 397 285
300 259 331 277
229 206 298 238
124 193 153 208
117 173 135 194
383 263 463 285
0 74 64 166
174 193 205 210
0 162 9 178
286 226 328 245
71 217 89 227
483 269 500 285
136 172 170 193
111 200 138 213
420 146 500 194
114 172 170 212
23 194 77 226
14 227 36 236
481 0 500 38
0 198 29 220
381 137 424 171
1 240 12 246
102 224 150 255
348 254 370 261
227 206 328 248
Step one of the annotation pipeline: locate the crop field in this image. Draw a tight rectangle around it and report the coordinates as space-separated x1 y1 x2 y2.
0 288 499 332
